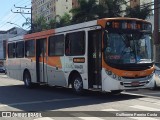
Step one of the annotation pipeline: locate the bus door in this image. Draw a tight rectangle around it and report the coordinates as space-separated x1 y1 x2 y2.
88 30 102 89
36 38 47 83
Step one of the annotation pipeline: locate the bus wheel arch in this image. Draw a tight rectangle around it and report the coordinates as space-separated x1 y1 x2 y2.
23 69 33 88
68 71 83 94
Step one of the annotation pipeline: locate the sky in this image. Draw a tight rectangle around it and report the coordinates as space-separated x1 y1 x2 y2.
0 0 31 31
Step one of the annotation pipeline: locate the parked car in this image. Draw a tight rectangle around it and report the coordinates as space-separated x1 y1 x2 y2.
153 63 160 89
0 65 6 74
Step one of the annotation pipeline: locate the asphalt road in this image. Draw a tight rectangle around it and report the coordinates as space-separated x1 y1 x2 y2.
0 74 160 120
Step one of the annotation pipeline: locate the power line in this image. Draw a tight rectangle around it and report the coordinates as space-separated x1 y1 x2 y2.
0 0 31 30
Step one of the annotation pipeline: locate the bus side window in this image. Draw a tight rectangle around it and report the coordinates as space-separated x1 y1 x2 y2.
8 43 16 58
65 31 85 56
48 35 64 56
16 41 24 58
25 40 35 57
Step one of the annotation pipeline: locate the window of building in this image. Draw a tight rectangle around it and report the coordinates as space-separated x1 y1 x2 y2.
25 40 35 57
65 31 85 56
16 41 24 58
48 35 64 56
8 43 16 58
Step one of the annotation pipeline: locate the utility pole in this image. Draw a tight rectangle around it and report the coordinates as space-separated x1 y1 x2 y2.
154 0 160 62
11 4 32 32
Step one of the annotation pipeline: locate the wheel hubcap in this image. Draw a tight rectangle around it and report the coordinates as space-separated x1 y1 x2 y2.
74 79 82 91
25 75 30 86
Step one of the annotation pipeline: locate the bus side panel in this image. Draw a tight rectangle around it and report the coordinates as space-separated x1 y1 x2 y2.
64 30 88 90
7 59 22 80
47 56 67 86
21 58 37 83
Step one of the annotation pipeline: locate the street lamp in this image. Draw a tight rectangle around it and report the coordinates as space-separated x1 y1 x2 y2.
7 22 23 29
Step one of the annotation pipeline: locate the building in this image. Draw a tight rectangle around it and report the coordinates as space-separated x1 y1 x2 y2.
128 0 152 11
0 27 27 60
32 0 79 22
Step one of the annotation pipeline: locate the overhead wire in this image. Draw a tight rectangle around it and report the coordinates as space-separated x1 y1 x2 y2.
0 0 31 30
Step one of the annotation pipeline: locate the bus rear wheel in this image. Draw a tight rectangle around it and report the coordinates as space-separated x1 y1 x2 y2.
110 90 123 95
72 75 83 94
23 71 33 88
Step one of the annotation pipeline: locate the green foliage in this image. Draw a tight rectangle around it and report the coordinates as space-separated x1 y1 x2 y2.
100 0 126 18
125 4 151 20
70 0 102 23
70 0 126 23
48 13 71 29
22 17 31 28
33 16 48 32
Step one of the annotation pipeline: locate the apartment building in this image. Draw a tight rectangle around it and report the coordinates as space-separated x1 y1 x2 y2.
32 0 78 22
130 0 152 8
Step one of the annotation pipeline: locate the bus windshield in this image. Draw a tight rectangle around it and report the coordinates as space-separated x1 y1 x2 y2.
104 32 152 65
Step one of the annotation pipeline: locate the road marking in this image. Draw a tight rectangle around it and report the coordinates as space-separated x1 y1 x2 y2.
34 117 54 120
147 92 160 95
101 108 119 111
130 105 160 111
0 75 7 78
71 113 104 120
138 98 160 105
0 97 86 107
123 92 160 100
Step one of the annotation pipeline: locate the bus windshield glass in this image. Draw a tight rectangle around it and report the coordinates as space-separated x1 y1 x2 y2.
104 32 152 65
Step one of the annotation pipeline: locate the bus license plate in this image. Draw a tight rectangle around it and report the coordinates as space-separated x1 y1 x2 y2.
131 82 140 86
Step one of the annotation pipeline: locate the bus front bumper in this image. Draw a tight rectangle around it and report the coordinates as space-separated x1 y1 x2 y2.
102 69 155 92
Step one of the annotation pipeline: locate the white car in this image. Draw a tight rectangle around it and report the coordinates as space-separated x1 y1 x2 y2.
153 63 160 89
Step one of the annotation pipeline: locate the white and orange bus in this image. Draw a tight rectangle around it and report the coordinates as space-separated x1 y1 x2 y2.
6 17 155 94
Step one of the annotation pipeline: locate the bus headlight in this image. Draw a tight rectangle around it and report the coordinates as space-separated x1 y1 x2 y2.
113 74 116 79
105 70 112 75
148 74 153 79
118 76 121 81
108 71 112 75
105 69 121 81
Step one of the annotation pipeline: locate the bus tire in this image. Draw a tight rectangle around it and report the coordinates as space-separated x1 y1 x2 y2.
151 82 157 90
72 75 83 94
110 90 123 95
23 71 33 88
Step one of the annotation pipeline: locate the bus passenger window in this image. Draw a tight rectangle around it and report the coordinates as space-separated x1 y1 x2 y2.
16 41 24 58
25 40 35 57
8 43 16 58
65 31 85 56
48 34 64 56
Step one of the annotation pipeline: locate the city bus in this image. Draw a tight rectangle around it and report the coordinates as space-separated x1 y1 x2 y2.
6 17 155 94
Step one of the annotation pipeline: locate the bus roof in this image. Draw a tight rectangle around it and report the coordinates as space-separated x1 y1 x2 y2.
9 17 151 41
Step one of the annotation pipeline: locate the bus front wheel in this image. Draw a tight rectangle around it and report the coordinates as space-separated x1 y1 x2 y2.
23 71 33 88
72 75 83 94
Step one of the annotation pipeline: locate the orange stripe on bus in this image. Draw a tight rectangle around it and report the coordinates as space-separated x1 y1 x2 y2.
24 29 55 40
102 56 154 77
47 57 62 68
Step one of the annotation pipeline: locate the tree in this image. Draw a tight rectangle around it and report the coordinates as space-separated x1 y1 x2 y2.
100 0 127 18
70 0 103 23
22 17 31 29
32 16 48 32
125 4 151 19
70 0 127 23
56 13 71 27
48 13 71 29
